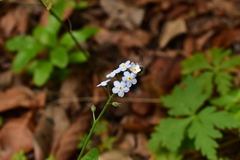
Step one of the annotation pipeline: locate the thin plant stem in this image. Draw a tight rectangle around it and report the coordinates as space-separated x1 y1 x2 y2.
77 93 115 160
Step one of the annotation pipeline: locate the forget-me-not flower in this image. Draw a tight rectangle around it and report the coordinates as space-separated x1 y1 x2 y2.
130 62 141 74
122 71 137 87
112 81 130 97
118 60 131 72
106 68 121 78
97 79 111 87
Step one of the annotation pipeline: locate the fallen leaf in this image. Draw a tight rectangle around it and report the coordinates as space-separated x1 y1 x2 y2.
99 150 133 160
211 29 240 48
196 30 215 51
133 133 151 158
183 35 196 57
159 19 187 48
100 0 145 30
0 111 33 160
0 86 45 112
54 110 91 160
34 105 70 160
166 4 189 20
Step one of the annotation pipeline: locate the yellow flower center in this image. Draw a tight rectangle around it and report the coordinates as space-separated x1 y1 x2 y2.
119 86 123 90
127 77 132 80
122 65 126 68
133 68 137 71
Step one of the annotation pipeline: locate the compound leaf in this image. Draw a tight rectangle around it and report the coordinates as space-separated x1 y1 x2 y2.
161 76 208 116
220 56 240 69
69 51 88 63
181 53 212 75
215 72 233 95
148 118 191 152
210 48 231 67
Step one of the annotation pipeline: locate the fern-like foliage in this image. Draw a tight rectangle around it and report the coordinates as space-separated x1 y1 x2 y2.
182 48 240 96
148 76 239 160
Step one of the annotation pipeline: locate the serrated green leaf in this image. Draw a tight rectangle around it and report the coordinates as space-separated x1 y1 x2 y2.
50 46 69 68
209 48 231 67
60 27 98 49
181 53 212 75
81 148 99 160
211 89 240 112
188 107 238 160
148 118 191 152
215 72 233 95
219 56 240 69
76 1 88 9
188 119 219 160
161 76 208 116
153 149 182 160
69 51 88 63
195 71 213 97
33 61 53 86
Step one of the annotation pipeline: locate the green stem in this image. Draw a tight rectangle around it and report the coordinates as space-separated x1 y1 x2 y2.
77 94 115 160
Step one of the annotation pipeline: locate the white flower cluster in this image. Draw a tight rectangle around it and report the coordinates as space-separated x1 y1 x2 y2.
97 60 141 97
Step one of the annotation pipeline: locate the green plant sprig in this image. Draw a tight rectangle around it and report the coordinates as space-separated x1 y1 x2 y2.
77 93 115 160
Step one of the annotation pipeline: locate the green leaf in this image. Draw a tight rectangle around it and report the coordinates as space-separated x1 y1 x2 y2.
10 37 44 73
50 46 69 68
220 56 240 69
195 71 213 97
188 107 238 160
76 1 88 9
33 61 53 86
181 53 212 75
69 51 88 63
215 72 233 95
209 48 231 67
148 118 191 152
81 148 99 160
60 27 98 49
12 150 27 160
161 76 208 116
5 36 34 52
94 120 108 135
188 119 219 160
33 26 58 47
45 155 56 160
41 0 53 10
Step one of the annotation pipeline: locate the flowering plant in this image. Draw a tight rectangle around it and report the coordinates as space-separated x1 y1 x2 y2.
77 60 142 160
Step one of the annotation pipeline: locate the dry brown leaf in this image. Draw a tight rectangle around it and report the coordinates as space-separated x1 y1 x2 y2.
159 19 187 48
99 150 133 160
100 0 145 30
166 4 189 20
34 106 70 160
133 133 151 158
59 75 82 115
207 1 240 17
0 86 45 112
118 30 153 48
0 6 29 37
0 70 14 88
196 30 215 51
211 29 240 48
183 35 196 57
0 112 33 160
54 110 91 160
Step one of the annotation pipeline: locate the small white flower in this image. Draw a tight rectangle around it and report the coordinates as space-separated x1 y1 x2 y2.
97 79 111 87
112 81 130 97
130 62 141 74
118 60 131 71
122 71 137 87
106 68 121 78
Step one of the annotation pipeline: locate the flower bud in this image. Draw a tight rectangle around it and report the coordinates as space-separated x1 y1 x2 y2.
112 102 121 107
